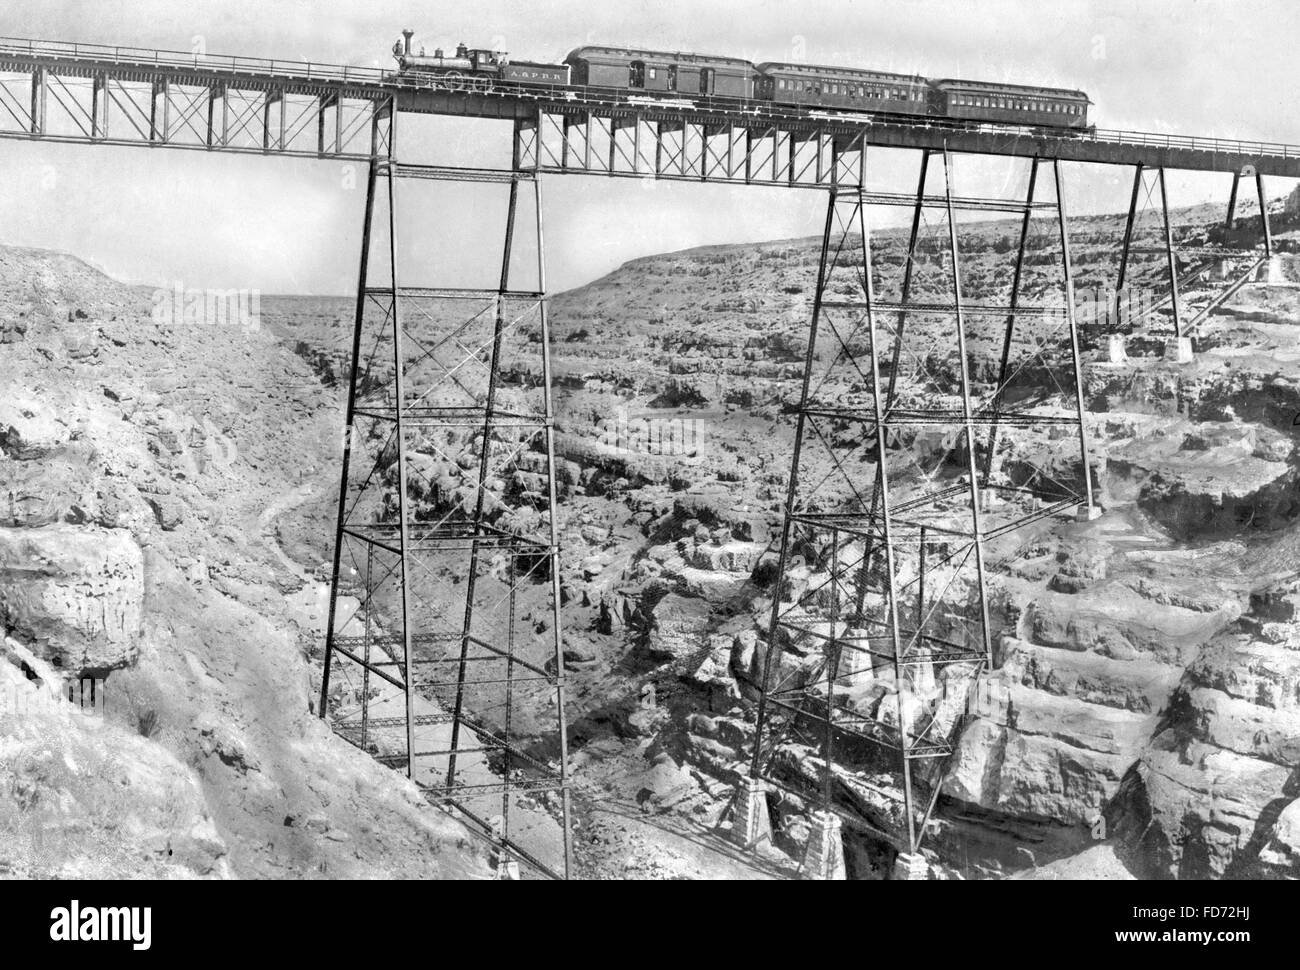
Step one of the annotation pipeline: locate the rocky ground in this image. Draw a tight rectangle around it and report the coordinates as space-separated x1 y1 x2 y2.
266 194 1300 879
0 248 488 878
5 187 1300 879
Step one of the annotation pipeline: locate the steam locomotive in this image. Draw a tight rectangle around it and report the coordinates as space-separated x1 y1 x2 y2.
391 31 1092 130
391 29 568 88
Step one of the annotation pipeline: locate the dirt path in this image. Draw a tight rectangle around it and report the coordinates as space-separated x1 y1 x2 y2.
258 479 323 585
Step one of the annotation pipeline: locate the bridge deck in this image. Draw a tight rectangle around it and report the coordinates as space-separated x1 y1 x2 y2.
0 36 1297 177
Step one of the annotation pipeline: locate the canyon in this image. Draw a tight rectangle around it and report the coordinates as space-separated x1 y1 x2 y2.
3 190 1300 878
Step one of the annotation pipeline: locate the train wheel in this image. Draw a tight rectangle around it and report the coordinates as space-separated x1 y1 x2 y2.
442 70 464 92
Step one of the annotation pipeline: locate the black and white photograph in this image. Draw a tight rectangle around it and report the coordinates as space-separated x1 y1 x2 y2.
0 0 1292 944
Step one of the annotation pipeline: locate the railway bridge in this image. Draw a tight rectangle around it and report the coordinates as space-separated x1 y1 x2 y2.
1 35 1294 879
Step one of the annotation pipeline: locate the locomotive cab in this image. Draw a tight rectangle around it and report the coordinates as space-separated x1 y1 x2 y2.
466 48 506 71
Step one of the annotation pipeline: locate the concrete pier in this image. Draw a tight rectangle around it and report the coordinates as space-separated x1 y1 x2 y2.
802 810 846 880
1164 336 1194 363
728 775 772 849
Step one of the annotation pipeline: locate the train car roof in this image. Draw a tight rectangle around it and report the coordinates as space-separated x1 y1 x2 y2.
931 77 1091 102
565 45 754 68
756 61 924 83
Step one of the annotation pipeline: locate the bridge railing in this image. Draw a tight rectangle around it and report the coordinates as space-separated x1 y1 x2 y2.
0 35 390 86
1085 127 1297 158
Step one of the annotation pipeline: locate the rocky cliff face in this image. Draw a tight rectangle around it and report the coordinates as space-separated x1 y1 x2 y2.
944 278 1300 880
0 248 488 878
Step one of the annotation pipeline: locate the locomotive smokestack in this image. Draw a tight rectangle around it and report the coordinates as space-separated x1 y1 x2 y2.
402 29 413 56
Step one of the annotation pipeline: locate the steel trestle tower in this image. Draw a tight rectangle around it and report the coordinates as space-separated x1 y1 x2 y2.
748 146 1097 874
317 96 573 879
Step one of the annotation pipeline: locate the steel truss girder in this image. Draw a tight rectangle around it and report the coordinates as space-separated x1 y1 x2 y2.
0 63 382 157
5 38 1300 175
316 104 573 879
749 147 1097 861
519 107 870 188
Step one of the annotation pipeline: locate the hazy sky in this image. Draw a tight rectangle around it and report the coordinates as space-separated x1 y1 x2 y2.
0 0 1296 294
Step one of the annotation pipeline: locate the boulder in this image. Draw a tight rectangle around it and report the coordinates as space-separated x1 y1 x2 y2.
1047 539 1109 593
1186 686 1300 766
1012 843 1136 880
0 525 143 674
144 493 186 531
0 396 69 459
643 593 712 661
633 754 698 812
1006 638 1183 714
1116 742 1290 878
1026 586 1238 665
1256 798 1300 876
946 680 1158 825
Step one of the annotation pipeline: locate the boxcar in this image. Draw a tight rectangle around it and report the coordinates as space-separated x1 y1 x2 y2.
564 45 753 98
930 78 1091 129
757 62 928 115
